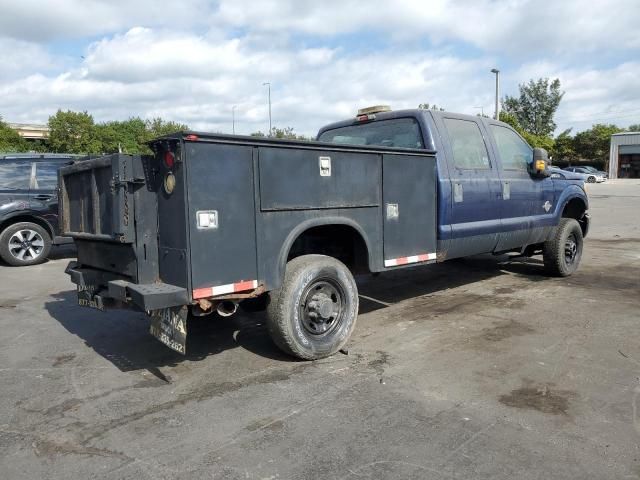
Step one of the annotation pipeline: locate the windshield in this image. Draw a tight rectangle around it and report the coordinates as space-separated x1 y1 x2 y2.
318 118 424 149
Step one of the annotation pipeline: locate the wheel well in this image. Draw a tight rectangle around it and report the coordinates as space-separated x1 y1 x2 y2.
0 215 54 239
562 198 588 236
287 224 370 273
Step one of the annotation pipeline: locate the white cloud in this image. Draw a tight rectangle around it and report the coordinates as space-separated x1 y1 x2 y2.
0 1 638 136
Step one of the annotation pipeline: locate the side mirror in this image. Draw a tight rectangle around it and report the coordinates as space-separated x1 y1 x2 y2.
531 148 550 177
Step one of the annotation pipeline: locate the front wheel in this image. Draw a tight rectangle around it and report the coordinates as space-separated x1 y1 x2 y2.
543 218 583 277
0 222 52 266
587 176 596 183
266 255 359 360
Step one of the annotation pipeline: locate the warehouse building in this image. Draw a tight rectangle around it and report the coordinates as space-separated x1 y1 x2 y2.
609 132 640 179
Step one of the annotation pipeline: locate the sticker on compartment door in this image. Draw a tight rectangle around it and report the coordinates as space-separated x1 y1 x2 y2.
319 156 331 177
196 210 218 229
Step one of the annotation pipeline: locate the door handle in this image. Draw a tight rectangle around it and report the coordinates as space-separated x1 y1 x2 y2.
34 194 53 201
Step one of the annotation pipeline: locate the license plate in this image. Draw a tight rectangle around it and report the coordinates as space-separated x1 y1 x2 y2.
149 306 188 355
77 285 105 311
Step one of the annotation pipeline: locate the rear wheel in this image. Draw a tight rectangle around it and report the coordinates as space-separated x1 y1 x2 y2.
0 222 51 266
543 218 583 277
266 255 358 360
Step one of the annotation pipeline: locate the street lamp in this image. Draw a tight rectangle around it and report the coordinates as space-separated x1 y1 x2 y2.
232 105 237 135
263 82 272 136
490 68 500 120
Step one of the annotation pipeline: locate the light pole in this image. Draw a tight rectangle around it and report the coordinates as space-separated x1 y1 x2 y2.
232 105 236 135
490 68 500 120
263 82 272 136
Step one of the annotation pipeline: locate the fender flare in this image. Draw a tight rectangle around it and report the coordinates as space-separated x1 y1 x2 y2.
275 216 376 284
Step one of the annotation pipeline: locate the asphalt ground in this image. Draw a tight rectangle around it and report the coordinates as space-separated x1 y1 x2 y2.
1 180 639 479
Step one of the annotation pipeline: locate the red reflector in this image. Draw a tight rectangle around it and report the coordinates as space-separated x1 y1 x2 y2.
185 134 199 141
164 151 175 168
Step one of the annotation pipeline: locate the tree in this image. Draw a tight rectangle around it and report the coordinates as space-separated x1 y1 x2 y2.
573 124 624 162
48 110 101 154
503 78 564 137
551 129 577 162
627 124 640 132
251 126 311 141
498 111 555 151
418 103 445 111
0 117 29 152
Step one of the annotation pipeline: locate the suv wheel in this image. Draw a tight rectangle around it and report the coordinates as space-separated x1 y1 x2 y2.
0 222 52 266
587 176 596 183
266 255 358 360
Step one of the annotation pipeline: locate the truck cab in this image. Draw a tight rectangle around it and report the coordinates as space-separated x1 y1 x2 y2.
317 107 589 260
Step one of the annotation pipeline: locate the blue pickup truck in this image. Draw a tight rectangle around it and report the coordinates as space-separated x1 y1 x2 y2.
60 106 589 360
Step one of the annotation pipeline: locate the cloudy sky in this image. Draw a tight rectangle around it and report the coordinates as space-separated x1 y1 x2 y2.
1 0 639 136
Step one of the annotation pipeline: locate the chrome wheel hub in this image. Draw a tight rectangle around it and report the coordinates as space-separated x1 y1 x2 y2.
8 229 44 261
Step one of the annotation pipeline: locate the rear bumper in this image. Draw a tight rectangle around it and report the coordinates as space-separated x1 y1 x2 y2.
65 261 189 311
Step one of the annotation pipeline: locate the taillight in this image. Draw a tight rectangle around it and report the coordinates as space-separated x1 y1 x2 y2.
185 134 199 141
164 151 175 168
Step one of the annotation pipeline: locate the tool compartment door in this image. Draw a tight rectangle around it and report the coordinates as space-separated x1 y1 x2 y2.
382 153 437 264
186 143 258 292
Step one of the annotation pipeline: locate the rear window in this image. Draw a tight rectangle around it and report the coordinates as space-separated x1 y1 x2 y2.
34 162 62 190
318 118 424 149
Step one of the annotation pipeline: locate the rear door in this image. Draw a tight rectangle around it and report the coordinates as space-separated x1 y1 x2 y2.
434 115 502 257
31 160 65 236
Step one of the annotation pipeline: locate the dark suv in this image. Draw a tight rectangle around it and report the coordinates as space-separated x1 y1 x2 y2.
0 154 81 266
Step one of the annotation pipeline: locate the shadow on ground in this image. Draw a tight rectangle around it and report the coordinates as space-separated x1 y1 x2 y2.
44 253 548 376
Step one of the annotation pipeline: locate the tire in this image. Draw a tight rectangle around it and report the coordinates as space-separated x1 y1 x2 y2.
266 254 359 360
0 222 52 266
587 176 596 183
543 218 583 277
240 294 270 313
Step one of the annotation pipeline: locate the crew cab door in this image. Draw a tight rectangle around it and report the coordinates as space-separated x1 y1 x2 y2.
434 115 502 257
486 123 554 250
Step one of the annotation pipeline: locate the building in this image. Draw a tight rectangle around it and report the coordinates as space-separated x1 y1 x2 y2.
7 123 49 141
609 132 640 179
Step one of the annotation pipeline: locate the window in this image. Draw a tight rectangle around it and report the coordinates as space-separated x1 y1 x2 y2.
0 161 32 190
318 118 424 149
34 162 62 190
490 125 532 171
442 118 490 169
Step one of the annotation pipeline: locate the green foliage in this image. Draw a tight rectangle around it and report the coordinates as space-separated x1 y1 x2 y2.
418 103 445 111
627 124 640 133
251 127 311 141
551 129 577 162
503 78 564 137
0 117 29 152
498 111 555 151
573 124 624 161
48 110 101 154
47 111 188 154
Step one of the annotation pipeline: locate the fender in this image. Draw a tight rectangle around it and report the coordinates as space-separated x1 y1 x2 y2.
275 216 377 286
551 184 589 223
0 209 56 238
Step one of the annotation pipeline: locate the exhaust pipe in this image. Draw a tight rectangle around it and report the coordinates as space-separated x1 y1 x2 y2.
216 300 238 317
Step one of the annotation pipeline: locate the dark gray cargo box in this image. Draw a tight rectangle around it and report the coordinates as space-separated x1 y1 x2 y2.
59 133 437 312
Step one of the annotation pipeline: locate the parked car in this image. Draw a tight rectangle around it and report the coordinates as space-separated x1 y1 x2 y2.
60 107 589 359
563 166 606 182
0 154 81 266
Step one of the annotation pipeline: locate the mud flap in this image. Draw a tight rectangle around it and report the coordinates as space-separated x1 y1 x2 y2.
149 306 188 354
